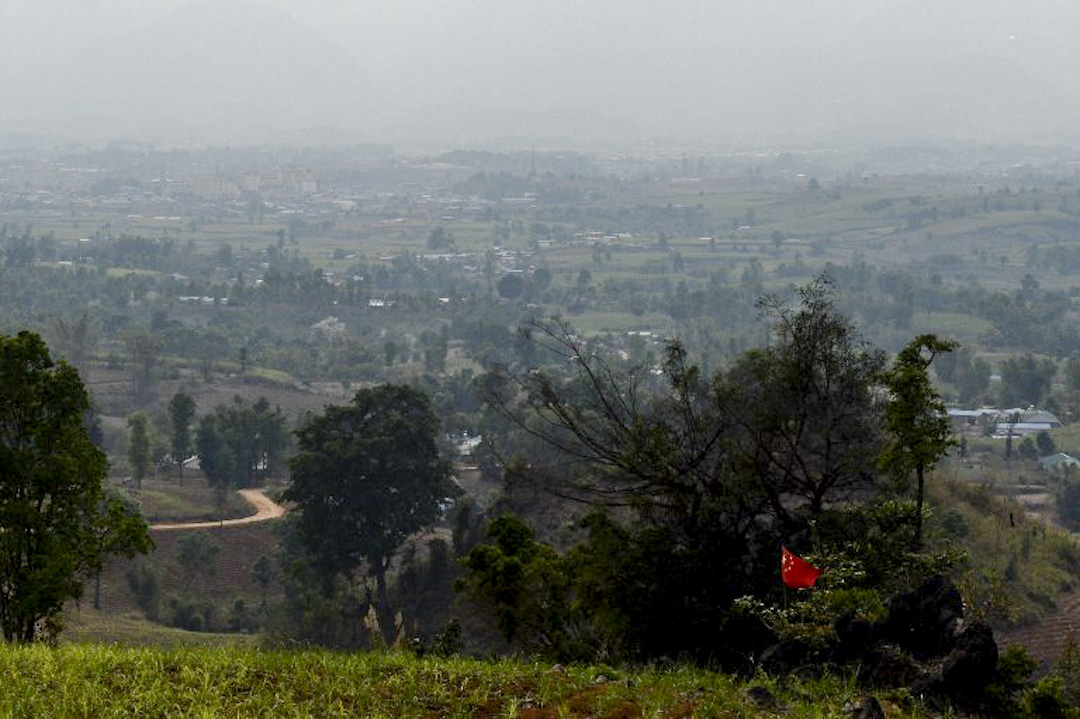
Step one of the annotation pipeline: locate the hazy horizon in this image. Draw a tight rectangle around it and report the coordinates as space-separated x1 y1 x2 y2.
2 0 1078 152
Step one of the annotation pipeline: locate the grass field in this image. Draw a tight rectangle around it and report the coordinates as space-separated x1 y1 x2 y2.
63 610 259 650
0 644 925 719
131 476 253 523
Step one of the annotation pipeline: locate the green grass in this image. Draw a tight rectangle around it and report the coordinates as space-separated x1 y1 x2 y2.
0 644 929 718
910 311 994 340
244 367 296 385
928 473 1080 626
126 477 253 523
63 611 258 650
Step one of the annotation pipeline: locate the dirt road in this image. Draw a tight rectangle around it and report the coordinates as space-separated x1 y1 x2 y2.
149 489 286 532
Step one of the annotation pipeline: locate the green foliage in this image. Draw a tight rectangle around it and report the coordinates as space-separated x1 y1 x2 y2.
568 512 753 663
1000 353 1057 408
126 411 152 487
284 384 456 613
1037 430 1057 458
177 533 219 590
734 276 888 519
954 350 991 404
195 413 235 489
496 273 524 299
1050 638 1080 709
167 596 219 633
1026 676 1076 719
428 619 463 657
878 334 957 547
1066 354 1080 394
458 516 581 654
0 330 152 642
426 226 455 251
1019 436 1039 461
167 391 196 480
978 643 1080 719
0 644 931 718
933 479 1080 627
734 500 966 646
252 555 276 605
125 561 161 621
487 278 903 663
195 396 289 488
125 332 163 406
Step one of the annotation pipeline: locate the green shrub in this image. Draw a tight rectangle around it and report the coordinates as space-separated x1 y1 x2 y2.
1026 676 1075 719
125 562 161 621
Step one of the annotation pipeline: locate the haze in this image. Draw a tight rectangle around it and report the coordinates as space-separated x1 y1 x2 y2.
1 0 1078 149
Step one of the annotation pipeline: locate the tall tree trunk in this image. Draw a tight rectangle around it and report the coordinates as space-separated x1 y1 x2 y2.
373 556 392 646
915 462 925 550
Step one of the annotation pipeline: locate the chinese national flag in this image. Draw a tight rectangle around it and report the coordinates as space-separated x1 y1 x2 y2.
781 546 822 589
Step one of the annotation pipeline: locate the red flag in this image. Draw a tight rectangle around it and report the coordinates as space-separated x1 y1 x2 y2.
781 546 821 589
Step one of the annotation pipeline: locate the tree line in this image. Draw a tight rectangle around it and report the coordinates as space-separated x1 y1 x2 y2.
452 276 954 664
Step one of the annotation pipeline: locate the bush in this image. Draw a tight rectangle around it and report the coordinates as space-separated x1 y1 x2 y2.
1026 676 1074 719
125 562 161 621
429 620 463 657
228 600 259 634
985 645 1037 718
1058 479 1080 528
168 597 218 633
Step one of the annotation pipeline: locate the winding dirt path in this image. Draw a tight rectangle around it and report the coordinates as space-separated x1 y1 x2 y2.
149 489 286 532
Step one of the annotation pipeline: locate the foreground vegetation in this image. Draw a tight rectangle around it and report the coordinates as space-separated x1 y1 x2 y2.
0 643 924 719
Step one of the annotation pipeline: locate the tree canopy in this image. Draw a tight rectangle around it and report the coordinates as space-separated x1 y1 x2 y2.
496 276 887 537
476 276 943 662
878 334 956 548
195 396 289 489
283 384 457 613
168 391 196 481
127 411 152 488
0 331 151 642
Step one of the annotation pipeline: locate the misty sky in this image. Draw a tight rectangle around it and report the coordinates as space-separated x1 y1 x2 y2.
1 0 1077 149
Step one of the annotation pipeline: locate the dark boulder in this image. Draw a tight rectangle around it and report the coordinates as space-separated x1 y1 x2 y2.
941 621 998 700
878 575 963 658
759 638 813 676
833 611 876 663
723 611 778 674
844 696 885 719
858 644 930 688
747 685 784 711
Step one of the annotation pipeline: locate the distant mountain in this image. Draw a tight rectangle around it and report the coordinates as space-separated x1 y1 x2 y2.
3 0 1080 148
346 0 1080 147
0 0 373 144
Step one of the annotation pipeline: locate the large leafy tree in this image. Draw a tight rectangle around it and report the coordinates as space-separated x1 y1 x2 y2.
498 275 886 536
195 396 289 488
459 515 578 652
126 412 151 488
283 384 456 616
728 277 887 524
999 352 1057 408
878 334 957 548
195 413 235 490
168 391 196 482
0 331 152 642
482 276 894 662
